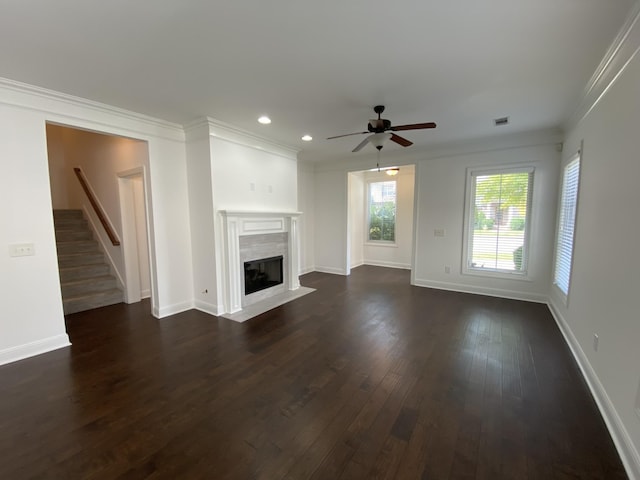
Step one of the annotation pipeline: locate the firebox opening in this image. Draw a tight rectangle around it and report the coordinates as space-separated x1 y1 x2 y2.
244 255 284 295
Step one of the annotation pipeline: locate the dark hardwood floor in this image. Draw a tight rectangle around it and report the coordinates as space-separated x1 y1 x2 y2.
0 266 626 479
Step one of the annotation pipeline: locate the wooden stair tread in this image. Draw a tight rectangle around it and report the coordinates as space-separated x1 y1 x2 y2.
63 288 123 301
61 275 116 287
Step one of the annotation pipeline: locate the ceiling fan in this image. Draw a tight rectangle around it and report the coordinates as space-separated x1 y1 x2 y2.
327 105 436 152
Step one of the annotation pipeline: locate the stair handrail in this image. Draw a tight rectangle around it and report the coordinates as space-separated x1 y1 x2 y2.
73 167 121 246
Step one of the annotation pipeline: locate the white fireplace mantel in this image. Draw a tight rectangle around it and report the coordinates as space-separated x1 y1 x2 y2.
219 210 302 314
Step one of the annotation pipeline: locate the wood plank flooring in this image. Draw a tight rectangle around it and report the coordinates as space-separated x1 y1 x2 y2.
0 266 627 479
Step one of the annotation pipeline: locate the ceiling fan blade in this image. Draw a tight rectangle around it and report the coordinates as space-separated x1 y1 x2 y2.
352 136 371 152
390 134 413 147
327 131 368 140
390 122 437 131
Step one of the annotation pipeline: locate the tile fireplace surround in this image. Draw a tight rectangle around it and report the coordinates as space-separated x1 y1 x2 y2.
219 210 303 318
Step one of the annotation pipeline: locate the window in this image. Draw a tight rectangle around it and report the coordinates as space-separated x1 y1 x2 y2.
368 181 396 242
464 167 533 276
554 152 580 297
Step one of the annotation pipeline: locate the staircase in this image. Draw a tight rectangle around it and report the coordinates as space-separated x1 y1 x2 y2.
54 210 124 314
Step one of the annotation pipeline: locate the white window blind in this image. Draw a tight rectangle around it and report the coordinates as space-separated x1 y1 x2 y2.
466 169 533 274
368 181 396 242
554 154 580 296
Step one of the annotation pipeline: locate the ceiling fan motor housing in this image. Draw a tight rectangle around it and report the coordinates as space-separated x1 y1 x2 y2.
368 119 392 132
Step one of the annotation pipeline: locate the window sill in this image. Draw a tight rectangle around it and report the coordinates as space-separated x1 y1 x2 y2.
463 268 532 282
365 242 398 248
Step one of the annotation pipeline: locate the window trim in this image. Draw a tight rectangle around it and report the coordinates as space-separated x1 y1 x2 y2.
366 179 397 245
553 149 581 304
462 165 535 280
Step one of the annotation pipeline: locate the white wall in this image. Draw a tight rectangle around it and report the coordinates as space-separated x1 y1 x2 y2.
348 171 365 269
185 122 219 314
412 143 559 302
0 104 70 364
314 168 348 274
298 161 316 274
549 33 640 477
145 135 193 318
362 166 414 269
211 137 298 211
0 79 194 364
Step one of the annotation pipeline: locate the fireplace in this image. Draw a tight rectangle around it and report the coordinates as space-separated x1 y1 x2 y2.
244 255 283 295
220 210 302 315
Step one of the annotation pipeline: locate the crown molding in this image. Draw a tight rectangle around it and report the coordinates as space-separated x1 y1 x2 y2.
183 117 299 160
565 2 640 130
0 77 185 141
183 117 211 141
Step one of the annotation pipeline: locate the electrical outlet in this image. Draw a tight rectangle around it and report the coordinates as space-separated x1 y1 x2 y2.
444 265 451 274
593 334 599 352
9 243 35 257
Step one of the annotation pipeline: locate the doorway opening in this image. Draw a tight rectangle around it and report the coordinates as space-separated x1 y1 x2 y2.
45 123 153 313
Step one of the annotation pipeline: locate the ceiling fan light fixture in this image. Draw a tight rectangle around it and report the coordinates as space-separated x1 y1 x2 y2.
370 132 392 150
385 167 399 176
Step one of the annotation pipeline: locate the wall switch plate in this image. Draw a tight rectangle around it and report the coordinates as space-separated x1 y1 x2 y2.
9 243 35 257
434 228 445 237
593 333 599 352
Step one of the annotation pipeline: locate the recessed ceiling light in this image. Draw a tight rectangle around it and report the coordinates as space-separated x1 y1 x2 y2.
258 115 271 125
301 135 313 142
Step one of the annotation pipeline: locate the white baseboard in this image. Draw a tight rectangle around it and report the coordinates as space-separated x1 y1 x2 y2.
548 301 640 480
193 300 223 317
412 278 548 303
314 266 348 275
299 266 315 275
0 334 71 366
362 260 411 270
154 301 194 319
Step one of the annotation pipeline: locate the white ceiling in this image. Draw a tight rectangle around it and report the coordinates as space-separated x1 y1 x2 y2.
0 0 635 161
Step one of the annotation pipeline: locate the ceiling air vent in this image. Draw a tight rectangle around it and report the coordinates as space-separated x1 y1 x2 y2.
494 116 509 126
